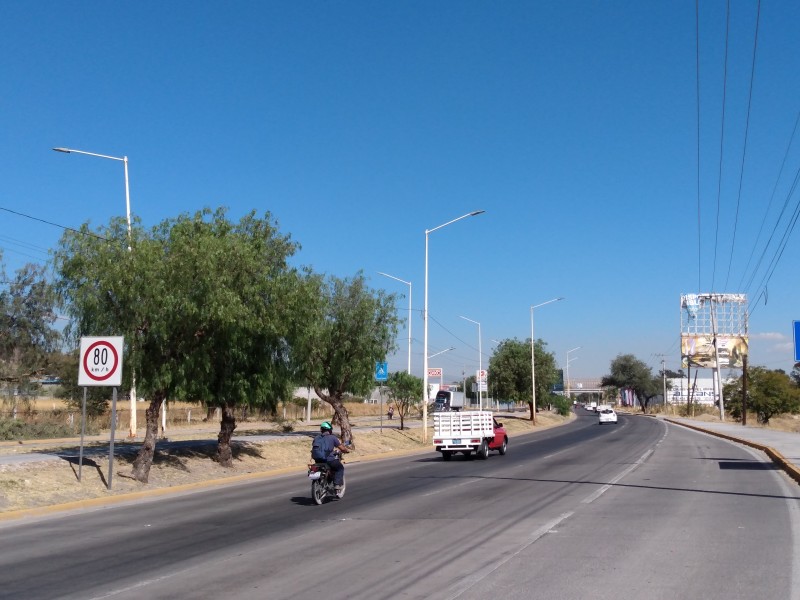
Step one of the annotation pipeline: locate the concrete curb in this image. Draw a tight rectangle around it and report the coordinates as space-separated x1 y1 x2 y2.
0 444 432 523
664 418 800 486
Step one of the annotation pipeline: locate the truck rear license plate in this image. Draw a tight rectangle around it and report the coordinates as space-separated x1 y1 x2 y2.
452 439 461 444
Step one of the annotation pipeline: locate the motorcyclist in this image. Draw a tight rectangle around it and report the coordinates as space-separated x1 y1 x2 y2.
311 421 349 492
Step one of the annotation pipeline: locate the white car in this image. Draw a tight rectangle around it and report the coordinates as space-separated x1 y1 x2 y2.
598 408 618 425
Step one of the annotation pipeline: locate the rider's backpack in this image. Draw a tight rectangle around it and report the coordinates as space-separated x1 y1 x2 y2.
311 435 328 461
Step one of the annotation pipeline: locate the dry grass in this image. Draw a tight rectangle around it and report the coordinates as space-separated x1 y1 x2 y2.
0 410 569 514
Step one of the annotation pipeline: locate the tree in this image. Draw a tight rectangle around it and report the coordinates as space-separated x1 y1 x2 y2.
385 371 422 430
489 338 558 421
53 349 113 417
602 354 661 413
723 367 800 424
292 272 399 447
54 208 300 481
0 255 60 413
464 374 477 404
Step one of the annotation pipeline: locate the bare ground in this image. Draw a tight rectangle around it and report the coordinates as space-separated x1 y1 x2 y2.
0 412 569 514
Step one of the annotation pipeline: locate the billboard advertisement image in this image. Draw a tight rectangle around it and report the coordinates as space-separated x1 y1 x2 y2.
681 335 748 369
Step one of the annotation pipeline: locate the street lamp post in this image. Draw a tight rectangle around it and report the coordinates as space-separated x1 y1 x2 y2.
530 297 564 424
423 210 485 442
428 346 455 389
378 272 412 375
566 346 582 402
53 147 137 438
459 316 482 409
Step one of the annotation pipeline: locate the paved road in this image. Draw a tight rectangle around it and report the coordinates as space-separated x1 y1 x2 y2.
663 415 800 483
1 410 798 600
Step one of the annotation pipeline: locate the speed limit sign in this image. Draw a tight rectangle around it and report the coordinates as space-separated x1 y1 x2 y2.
78 336 124 387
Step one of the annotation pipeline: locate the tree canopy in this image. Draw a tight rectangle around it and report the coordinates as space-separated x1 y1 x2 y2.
723 366 800 424
291 272 399 446
489 338 558 421
0 254 60 406
53 208 301 480
385 371 422 430
602 354 661 413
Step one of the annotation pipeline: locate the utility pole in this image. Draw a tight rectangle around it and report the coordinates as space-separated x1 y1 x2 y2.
742 354 748 426
710 298 725 421
654 354 668 413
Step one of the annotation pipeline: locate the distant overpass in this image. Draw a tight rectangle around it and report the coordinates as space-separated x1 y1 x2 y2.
556 377 605 395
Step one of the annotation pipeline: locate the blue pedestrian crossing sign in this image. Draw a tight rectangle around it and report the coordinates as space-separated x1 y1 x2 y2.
794 321 800 362
375 362 388 381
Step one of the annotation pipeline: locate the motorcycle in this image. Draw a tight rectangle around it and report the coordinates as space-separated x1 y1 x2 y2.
308 449 346 505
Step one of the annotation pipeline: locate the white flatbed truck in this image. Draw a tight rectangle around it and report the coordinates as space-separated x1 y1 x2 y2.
433 410 505 460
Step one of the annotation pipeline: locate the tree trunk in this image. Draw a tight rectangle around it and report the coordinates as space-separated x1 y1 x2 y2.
130 390 165 483
527 401 534 422
215 403 237 467
316 387 354 448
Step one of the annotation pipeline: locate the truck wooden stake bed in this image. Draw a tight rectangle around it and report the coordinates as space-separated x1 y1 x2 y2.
433 410 508 460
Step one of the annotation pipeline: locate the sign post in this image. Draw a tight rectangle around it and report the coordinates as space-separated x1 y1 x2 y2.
375 362 388 433
79 336 124 490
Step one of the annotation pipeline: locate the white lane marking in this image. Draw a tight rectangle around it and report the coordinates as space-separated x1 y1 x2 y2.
440 512 574 600
581 422 668 504
581 448 654 504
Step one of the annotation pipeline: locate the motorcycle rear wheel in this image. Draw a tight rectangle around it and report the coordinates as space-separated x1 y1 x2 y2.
311 480 325 505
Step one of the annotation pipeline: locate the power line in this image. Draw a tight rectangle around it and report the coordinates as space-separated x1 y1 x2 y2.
0 245 48 264
0 206 108 242
695 0 702 291
724 0 761 290
711 0 732 292
737 107 800 291
744 162 800 300
749 182 800 316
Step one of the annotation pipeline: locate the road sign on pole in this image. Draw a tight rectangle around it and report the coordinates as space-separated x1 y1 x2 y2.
77 336 124 492
375 361 388 382
78 337 124 387
794 321 800 362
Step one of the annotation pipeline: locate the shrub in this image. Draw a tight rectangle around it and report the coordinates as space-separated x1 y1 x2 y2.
0 418 76 441
550 395 572 416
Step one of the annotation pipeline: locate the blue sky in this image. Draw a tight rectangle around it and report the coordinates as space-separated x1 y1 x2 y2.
2 2 799 382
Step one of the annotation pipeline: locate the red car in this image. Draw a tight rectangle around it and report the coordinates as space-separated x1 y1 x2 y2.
490 418 508 455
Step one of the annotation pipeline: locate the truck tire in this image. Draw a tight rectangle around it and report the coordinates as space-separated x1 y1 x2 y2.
442 451 453 461
498 438 507 455
477 440 489 460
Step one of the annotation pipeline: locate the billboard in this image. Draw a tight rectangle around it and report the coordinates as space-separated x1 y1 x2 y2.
551 369 564 392
681 334 748 369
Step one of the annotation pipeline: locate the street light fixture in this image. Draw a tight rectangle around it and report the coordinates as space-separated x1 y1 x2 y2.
530 297 564 424
423 210 485 442
53 148 132 250
428 346 456 360
459 315 483 410
427 346 455 391
377 272 412 375
566 346 582 402
54 146 137 438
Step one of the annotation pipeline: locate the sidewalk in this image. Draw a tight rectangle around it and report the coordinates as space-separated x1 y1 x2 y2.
663 416 800 486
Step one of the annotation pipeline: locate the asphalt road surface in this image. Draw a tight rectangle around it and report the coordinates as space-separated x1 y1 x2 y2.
1 410 799 600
